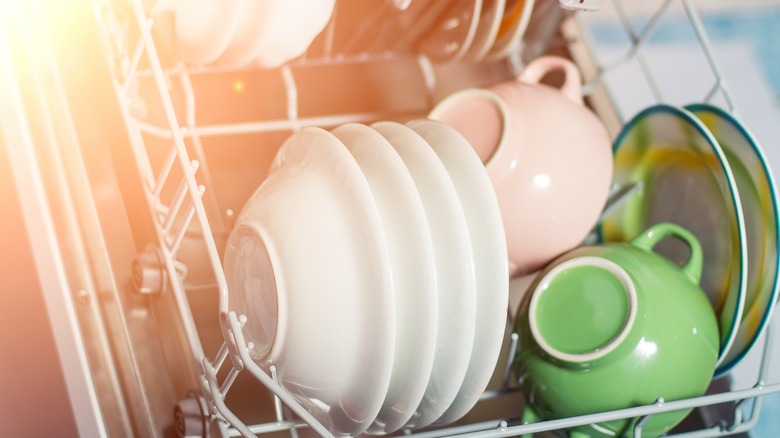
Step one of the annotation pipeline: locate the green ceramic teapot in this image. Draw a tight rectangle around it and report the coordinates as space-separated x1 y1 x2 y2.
512 222 719 437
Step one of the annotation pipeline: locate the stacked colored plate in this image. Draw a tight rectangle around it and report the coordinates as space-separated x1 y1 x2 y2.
600 103 780 376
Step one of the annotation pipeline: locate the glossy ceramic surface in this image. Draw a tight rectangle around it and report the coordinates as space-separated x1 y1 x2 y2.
223 127 395 436
600 104 747 366
407 119 509 427
686 103 780 376
429 56 613 277
332 123 438 434
355 0 459 55
416 0 482 62
484 0 535 60
371 121 478 429
215 0 275 67
514 223 719 438
154 0 242 66
245 0 335 68
464 0 506 62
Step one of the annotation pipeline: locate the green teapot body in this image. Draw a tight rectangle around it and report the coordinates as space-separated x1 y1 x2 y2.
513 223 719 437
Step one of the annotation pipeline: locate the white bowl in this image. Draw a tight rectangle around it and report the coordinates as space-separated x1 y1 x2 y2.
223 127 395 436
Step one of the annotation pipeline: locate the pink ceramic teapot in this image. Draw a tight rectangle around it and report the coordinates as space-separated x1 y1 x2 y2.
429 56 613 276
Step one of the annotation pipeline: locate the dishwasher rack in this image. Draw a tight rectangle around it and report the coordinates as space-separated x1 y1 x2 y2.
92 0 780 437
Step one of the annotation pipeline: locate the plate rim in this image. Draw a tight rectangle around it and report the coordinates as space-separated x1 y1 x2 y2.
332 122 439 433
227 126 397 436
465 0 507 62
372 120 478 429
406 118 509 426
484 0 536 61
685 103 780 376
602 103 748 368
417 0 484 62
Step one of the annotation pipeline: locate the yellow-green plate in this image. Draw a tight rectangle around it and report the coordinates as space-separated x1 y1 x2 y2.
600 104 747 368
686 103 780 376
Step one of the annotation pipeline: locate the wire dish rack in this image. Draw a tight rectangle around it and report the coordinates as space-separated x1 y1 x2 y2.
91 0 780 436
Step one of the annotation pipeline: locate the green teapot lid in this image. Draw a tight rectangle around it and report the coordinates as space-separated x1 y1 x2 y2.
529 257 638 363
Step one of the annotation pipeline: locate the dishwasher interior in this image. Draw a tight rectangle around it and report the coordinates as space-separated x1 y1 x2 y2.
1 0 779 437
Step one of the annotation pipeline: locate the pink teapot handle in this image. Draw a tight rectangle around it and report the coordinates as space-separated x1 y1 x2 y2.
517 56 583 105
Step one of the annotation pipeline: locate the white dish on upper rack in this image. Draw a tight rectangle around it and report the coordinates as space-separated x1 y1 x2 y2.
150 0 242 66
223 127 395 436
485 0 535 61
416 0 483 63
464 0 507 62
406 119 509 427
332 123 439 435
371 121 477 429
245 0 336 68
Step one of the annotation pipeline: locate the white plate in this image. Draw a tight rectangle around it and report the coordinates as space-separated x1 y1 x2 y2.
383 0 461 53
407 119 509 426
372 122 477 429
249 0 336 68
484 0 535 61
464 0 507 62
416 0 483 63
224 127 395 436
215 0 276 67
332 124 439 434
153 0 242 66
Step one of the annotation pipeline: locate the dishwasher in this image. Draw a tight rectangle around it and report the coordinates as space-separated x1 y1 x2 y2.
1 0 779 437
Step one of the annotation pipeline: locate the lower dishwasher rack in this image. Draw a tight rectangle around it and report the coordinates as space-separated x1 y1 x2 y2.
40 0 780 436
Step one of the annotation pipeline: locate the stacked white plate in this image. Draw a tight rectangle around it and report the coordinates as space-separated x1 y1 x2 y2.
348 0 536 63
223 119 508 436
148 0 336 68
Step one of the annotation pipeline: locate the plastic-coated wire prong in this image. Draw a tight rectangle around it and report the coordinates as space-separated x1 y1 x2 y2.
633 397 663 438
502 333 520 390
121 37 145 92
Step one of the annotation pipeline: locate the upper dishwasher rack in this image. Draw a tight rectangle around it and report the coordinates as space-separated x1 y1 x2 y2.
93 0 780 437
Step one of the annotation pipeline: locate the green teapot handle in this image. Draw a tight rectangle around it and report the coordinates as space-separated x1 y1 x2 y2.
629 222 703 284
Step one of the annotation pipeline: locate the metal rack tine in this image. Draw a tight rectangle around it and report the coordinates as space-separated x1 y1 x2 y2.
501 333 519 390
122 38 145 91
168 185 204 256
270 366 301 438
162 172 194 232
152 142 179 196
680 0 737 114
179 69 228 233
280 65 300 130
632 397 663 438
611 0 674 103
